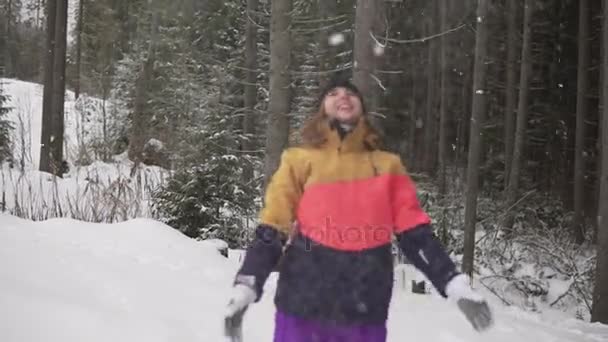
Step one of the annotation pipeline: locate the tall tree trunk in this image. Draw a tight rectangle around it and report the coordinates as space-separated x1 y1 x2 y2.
128 9 158 164
573 0 589 243
264 0 292 185
504 0 518 189
462 0 490 276
39 0 57 173
318 0 337 90
594 0 605 243
458 49 473 170
408 54 418 166
591 0 608 324
242 0 258 183
5 0 12 77
415 47 427 169
50 0 68 175
438 0 448 195
504 0 534 232
423 6 439 174
353 0 382 127
74 0 84 99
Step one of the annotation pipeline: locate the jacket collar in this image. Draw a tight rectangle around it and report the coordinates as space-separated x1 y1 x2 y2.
320 118 377 153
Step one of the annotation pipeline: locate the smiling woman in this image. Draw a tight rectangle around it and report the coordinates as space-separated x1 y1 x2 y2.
223 76 494 342
322 81 364 125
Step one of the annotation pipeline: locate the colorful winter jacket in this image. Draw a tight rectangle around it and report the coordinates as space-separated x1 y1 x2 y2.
236 118 459 325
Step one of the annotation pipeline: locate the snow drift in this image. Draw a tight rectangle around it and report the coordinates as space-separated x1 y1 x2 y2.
1 214 607 342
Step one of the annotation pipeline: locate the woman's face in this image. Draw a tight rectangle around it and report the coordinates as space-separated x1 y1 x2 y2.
323 87 363 124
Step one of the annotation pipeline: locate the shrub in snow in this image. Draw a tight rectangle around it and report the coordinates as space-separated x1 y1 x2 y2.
142 138 169 168
0 81 13 164
152 155 255 248
414 175 595 320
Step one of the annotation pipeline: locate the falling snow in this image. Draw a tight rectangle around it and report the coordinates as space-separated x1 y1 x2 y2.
373 43 385 57
328 33 345 46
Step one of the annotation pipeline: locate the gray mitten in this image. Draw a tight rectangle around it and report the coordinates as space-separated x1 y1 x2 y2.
224 284 257 341
446 274 494 332
456 297 493 331
224 306 247 342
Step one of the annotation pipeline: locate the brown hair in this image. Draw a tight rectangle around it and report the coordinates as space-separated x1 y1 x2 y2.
299 105 382 150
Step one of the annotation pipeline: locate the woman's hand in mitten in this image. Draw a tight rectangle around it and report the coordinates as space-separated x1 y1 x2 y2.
224 284 257 340
445 274 494 332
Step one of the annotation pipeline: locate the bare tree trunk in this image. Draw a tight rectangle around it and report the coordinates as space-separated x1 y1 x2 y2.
39 0 57 173
264 0 292 185
318 0 337 90
458 51 473 170
50 0 68 175
504 0 518 189
591 0 608 324
423 3 438 174
74 0 84 99
462 0 490 276
128 10 158 164
504 0 534 232
408 54 418 165
353 0 383 126
5 0 12 77
438 0 448 194
242 0 258 183
414 47 427 169
597 9 606 243
573 0 589 244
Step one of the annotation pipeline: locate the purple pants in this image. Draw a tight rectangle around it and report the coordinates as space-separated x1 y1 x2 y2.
273 311 387 342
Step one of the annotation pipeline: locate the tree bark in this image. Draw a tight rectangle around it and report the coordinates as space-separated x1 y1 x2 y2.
591 0 608 324
75 0 84 99
353 0 382 125
242 0 258 183
128 9 158 164
264 0 292 185
573 0 589 243
594 0 605 243
5 0 13 77
462 0 490 276
504 0 534 232
409 53 418 165
318 0 338 90
50 0 68 175
39 0 57 173
504 0 518 189
438 0 448 194
423 5 439 174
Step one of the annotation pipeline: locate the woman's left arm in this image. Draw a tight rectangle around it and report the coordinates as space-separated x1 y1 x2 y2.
389 156 493 331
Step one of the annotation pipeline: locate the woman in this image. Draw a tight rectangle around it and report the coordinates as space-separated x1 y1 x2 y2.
224 77 493 342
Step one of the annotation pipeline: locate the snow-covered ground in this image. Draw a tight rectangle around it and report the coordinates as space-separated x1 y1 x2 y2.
1 214 607 342
1 78 165 221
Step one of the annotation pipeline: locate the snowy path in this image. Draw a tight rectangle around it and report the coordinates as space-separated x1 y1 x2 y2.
0 214 606 342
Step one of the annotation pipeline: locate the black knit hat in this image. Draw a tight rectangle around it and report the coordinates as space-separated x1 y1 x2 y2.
317 75 367 113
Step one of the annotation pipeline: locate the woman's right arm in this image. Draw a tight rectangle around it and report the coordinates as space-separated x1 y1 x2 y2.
234 149 304 301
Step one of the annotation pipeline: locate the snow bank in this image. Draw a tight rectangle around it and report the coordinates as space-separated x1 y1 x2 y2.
2 78 123 169
1 214 607 342
0 154 168 221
